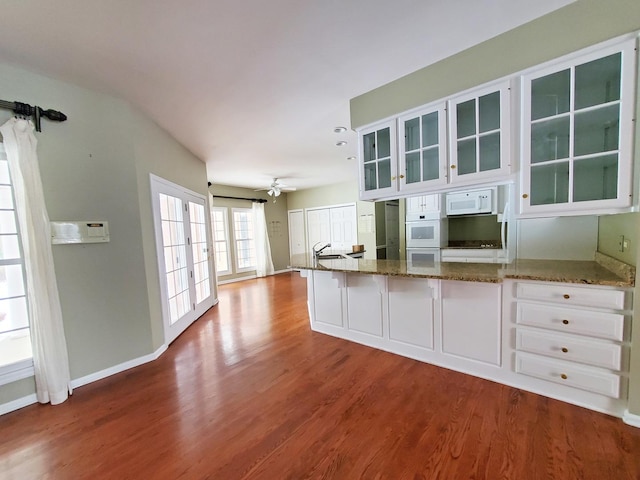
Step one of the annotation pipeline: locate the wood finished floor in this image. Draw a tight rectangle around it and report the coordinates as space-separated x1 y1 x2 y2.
1 271 640 479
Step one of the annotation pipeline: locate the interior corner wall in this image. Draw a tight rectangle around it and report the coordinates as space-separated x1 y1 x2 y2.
349 0 640 129
0 61 207 407
131 110 211 350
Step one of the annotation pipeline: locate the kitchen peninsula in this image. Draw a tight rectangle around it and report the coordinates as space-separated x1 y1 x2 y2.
291 253 636 424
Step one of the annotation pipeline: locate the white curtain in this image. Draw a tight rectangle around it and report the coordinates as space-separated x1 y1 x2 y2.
0 118 72 405
252 202 274 277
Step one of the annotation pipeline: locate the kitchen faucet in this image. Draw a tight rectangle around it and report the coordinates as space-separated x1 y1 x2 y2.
313 242 331 258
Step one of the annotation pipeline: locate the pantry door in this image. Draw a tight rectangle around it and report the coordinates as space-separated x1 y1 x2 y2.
150 175 216 345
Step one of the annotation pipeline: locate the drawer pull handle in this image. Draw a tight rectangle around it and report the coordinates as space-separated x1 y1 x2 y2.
561 347 569 353
562 319 570 325
560 374 568 380
563 294 570 299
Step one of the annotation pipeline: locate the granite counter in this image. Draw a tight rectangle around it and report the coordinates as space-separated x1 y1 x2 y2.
290 252 635 287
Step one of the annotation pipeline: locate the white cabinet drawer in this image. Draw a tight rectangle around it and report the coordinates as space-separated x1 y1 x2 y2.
517 302 625 341
517 283 627 310
515 352 621 398
516 328 622 370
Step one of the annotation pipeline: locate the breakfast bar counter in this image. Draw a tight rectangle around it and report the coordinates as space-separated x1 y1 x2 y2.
290 252 635 287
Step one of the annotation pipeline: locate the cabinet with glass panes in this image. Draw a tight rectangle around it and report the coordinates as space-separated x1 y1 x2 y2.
397 102 448 193
358 119 397 200
520 36 636 215
448 80 512 186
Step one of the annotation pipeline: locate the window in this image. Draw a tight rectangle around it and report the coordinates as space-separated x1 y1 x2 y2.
0 144 33 383
211 207 231 276
232 208 256 272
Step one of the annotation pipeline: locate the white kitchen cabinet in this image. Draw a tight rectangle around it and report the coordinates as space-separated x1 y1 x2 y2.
441 280 502 365
388 277 435 350
358 120 398 200
448 80 512 186
347 274 384 337
512 281 630 399
405 194 441 219
519 36 636 216
398 102 448 193
312 270 345 328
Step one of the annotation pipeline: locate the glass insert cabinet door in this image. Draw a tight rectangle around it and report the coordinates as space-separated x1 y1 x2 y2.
448 80 511 185
521 37 636 214
358 120 397 200
398 102 448 193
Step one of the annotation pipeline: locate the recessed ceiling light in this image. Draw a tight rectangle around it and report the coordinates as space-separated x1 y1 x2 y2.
334 126 347 133
346 156 356 161
336 140 347 146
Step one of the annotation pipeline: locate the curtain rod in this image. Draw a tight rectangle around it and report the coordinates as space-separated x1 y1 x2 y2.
0 99 67 132
211 194 267 204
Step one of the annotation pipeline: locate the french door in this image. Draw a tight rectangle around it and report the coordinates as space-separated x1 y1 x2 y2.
150 175 216 345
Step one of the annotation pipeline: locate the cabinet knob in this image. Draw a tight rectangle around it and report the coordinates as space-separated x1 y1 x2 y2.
450 165 456 169
391 176 396 180
563 294 570 299
561 347 569 353
399 174 405 179
560 374 568 380
562 319 569 325
522 193 529 199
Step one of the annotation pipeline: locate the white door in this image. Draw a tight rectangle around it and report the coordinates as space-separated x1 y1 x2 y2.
330 205 357 250
151 175 216 345
306 208 331 252
288 209 306 259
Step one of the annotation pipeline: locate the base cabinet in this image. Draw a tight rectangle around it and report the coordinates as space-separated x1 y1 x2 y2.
305 270 633 419
504 279 632 415
388 276 435 350
441 280 502 365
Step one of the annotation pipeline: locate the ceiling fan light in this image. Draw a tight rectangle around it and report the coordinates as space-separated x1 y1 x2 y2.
267 189 274 196
274 189 281 197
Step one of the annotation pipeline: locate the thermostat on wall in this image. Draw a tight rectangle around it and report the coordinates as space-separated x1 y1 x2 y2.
51 221 110 244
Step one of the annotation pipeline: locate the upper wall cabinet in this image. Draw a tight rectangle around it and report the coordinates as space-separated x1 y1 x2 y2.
397 102 448 193
358 120 398 200
448 80 513 186
519 37 637 216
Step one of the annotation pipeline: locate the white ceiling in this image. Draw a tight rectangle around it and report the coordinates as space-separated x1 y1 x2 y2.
0 0 573 191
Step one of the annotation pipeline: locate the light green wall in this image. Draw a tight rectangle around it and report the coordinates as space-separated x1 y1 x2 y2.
210 184 291 281
0 61 208 405
350 0 640 128
598 213 638 267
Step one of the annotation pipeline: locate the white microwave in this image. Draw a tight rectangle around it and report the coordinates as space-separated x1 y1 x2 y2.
446 188 496 216
406 219 447 248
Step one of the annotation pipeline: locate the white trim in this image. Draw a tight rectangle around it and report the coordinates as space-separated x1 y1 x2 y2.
0 361 34 386
0 393 38 416
622 410 640 428
70 344 168 389
217 274 257 285
0 344 169 416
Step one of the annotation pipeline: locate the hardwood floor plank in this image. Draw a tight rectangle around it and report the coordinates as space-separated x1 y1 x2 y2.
1 272 640 479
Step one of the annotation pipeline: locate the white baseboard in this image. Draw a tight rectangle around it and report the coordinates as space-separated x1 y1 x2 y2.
70 344 167 389
0 344 168 416
623 410 640 428
0 393 38 416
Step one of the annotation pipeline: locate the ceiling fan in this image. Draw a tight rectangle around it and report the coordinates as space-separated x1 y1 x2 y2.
256 178 296 201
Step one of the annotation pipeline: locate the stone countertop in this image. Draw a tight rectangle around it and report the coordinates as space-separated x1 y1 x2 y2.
290 253 635 287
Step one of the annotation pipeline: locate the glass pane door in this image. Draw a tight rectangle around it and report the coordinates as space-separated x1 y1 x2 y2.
159 193 190 325
151 175 215 345
189 201 211 304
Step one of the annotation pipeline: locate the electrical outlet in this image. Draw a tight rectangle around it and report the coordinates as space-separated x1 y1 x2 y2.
618 235 625 252
623 238 630 251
